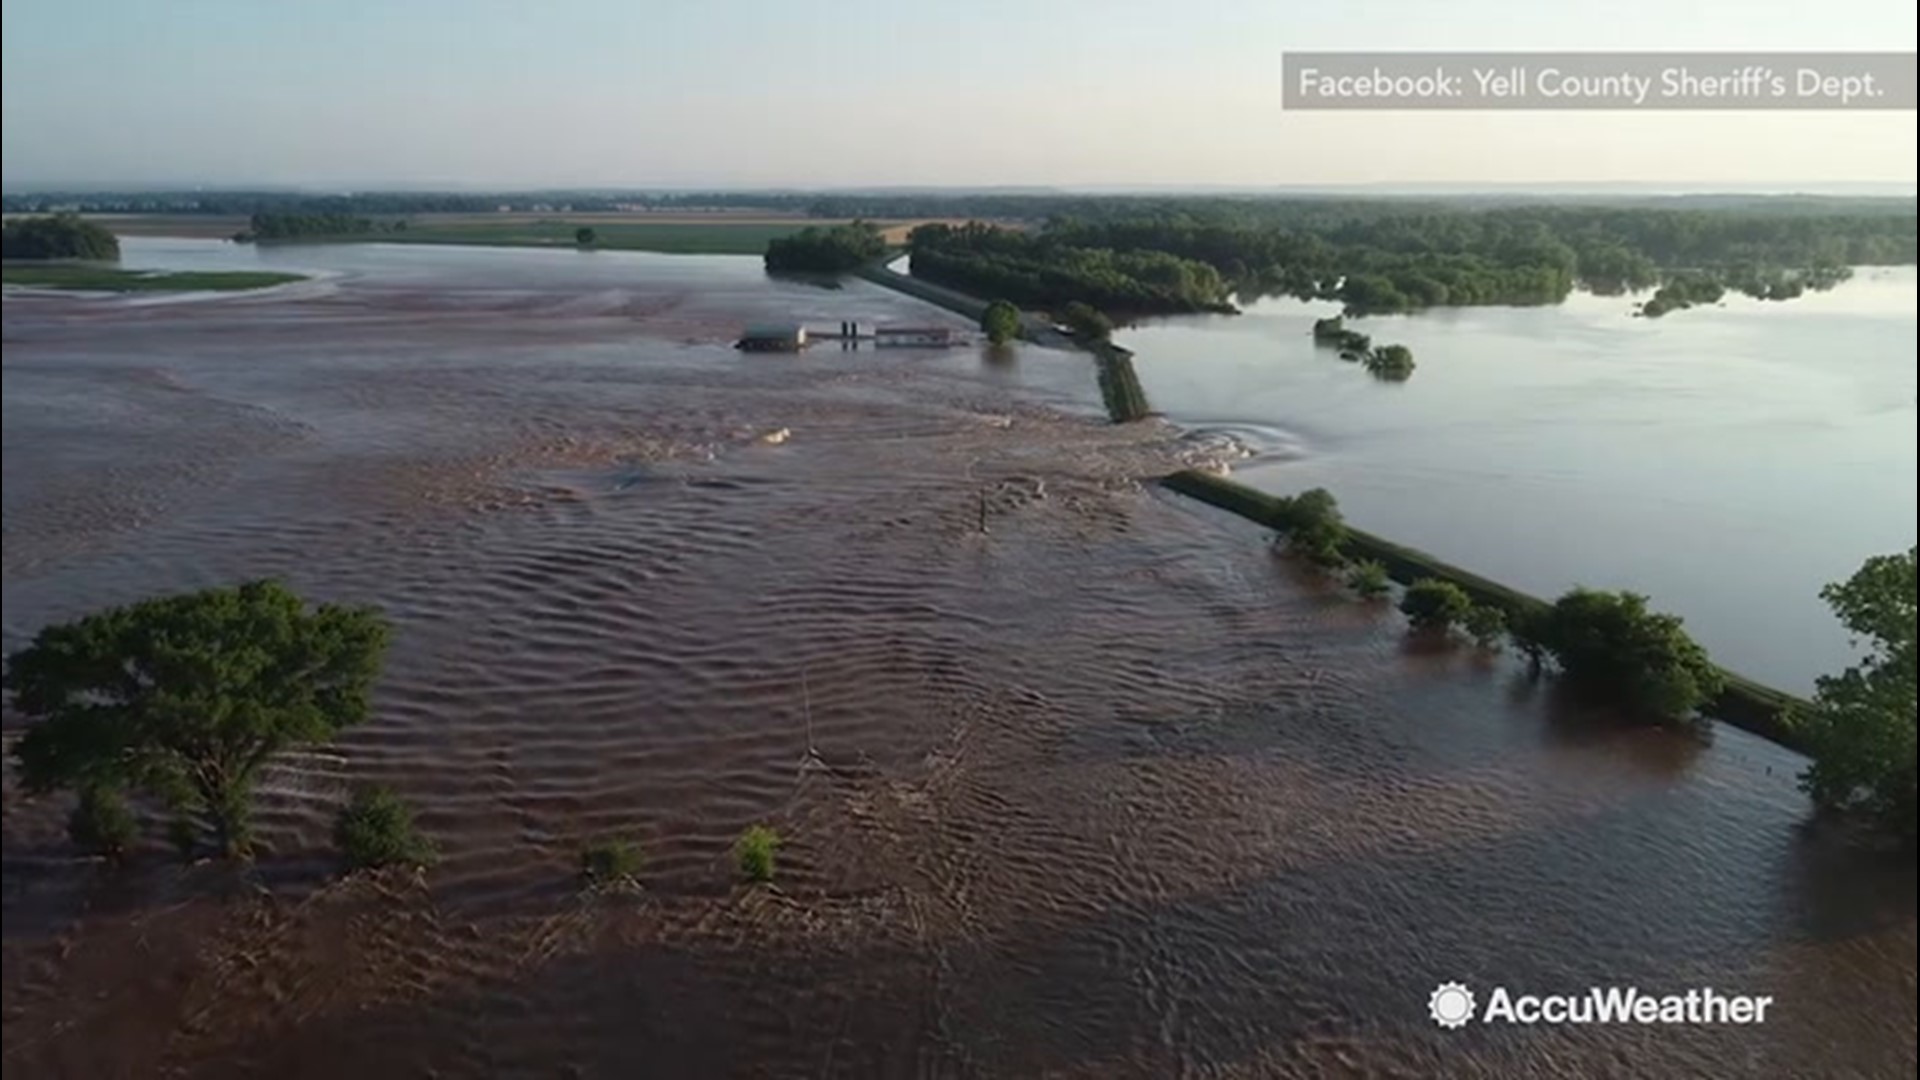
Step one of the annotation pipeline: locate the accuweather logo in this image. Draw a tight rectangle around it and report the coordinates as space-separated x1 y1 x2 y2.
1428 982 1775 1028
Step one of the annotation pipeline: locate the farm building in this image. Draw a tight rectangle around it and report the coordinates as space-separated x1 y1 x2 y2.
736 324 807 352
874 325 962 348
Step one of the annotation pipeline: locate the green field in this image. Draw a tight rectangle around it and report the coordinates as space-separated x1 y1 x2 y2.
3 264 307 292
375 220 812 254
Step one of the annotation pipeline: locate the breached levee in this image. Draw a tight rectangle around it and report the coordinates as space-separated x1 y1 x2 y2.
1161 468 1810 752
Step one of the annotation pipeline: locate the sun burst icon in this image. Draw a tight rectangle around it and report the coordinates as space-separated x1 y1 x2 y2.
1428 982 1476 1029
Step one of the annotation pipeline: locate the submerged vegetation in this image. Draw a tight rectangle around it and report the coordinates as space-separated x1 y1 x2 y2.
1796 547 1916 842
335 786 435 871
980 298 1021 345
1400 579 1475 632
580 836 645 886
1311 318 1416 381
763 221 887 273
3 265 306 291
735 824 781 883
5 580 391 858
2 213 120 260
1516 590 1724 722
1163 471 1796 741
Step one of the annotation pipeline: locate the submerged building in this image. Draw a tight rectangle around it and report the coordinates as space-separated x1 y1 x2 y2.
736 324 808 352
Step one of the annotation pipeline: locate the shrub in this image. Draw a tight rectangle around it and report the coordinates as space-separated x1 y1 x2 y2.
334 786 435 871
579 836 643 885
1532 588 1723 722
1277 487 1348 567
69 786 137 859
1463 604 1508 650
735 824 780 884
1346 559 1391 598
1364 344 1416 382
1400 579 1474 632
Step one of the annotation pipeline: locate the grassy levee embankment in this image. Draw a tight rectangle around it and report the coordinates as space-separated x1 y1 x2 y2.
1162 469 1811 752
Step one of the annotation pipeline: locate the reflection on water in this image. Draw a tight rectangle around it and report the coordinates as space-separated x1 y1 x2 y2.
1 241 1913 1077
1122 270 1919 693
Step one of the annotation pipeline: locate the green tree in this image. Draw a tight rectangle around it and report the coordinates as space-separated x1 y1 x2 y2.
981 299 1021 345
1364 343 1416 382
1400 579 1474 632
6 580 391 857
1530 588 1721 722
1796 547 1916 836
574 226 597 247
1059 301 1114 342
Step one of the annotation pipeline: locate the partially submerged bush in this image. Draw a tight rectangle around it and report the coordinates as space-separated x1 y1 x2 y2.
1346 559 1391 598
1274 487 1348 567
334 786 435 871
579 836 643 885
1463 604 1508 650
1531 588 1722 722
69 786 137 859
735 824 780 884
1400 579 1474 632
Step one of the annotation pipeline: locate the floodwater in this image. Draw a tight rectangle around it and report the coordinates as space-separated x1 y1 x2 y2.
2 239 1913 1078
1121 273 1920 694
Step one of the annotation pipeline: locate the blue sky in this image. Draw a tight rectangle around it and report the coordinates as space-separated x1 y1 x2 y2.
2 0 1913 188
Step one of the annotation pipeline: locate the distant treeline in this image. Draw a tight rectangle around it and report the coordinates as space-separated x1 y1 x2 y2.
9 189 1913 224
1 214 119 260
241 212 385 241
908 222 1234 316
763 222 886 272
1036 206 1911 314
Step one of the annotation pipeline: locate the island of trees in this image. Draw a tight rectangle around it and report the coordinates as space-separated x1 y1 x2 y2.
2 214 120 260
907 222 1234 318
1312 317 1415 381
762 221 886 273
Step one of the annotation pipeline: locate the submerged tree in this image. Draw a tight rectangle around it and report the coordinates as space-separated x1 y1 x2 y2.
1797 547 1916 839
6 580 391 857
1528 588 1721 722
981 299 1021 345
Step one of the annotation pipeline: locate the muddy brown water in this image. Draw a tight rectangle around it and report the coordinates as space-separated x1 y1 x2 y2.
2 243 1914 1079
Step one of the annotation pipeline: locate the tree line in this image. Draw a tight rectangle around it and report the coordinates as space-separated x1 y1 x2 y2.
239 212 386 241
762 222 887 272
1259 486 1915 844
2 214 120 260
907 222 1234 317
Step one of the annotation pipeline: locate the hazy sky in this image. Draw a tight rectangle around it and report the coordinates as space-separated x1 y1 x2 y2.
2 0 1914 189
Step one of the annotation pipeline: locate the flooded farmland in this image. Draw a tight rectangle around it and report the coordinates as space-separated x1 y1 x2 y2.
3 240 1913 1079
